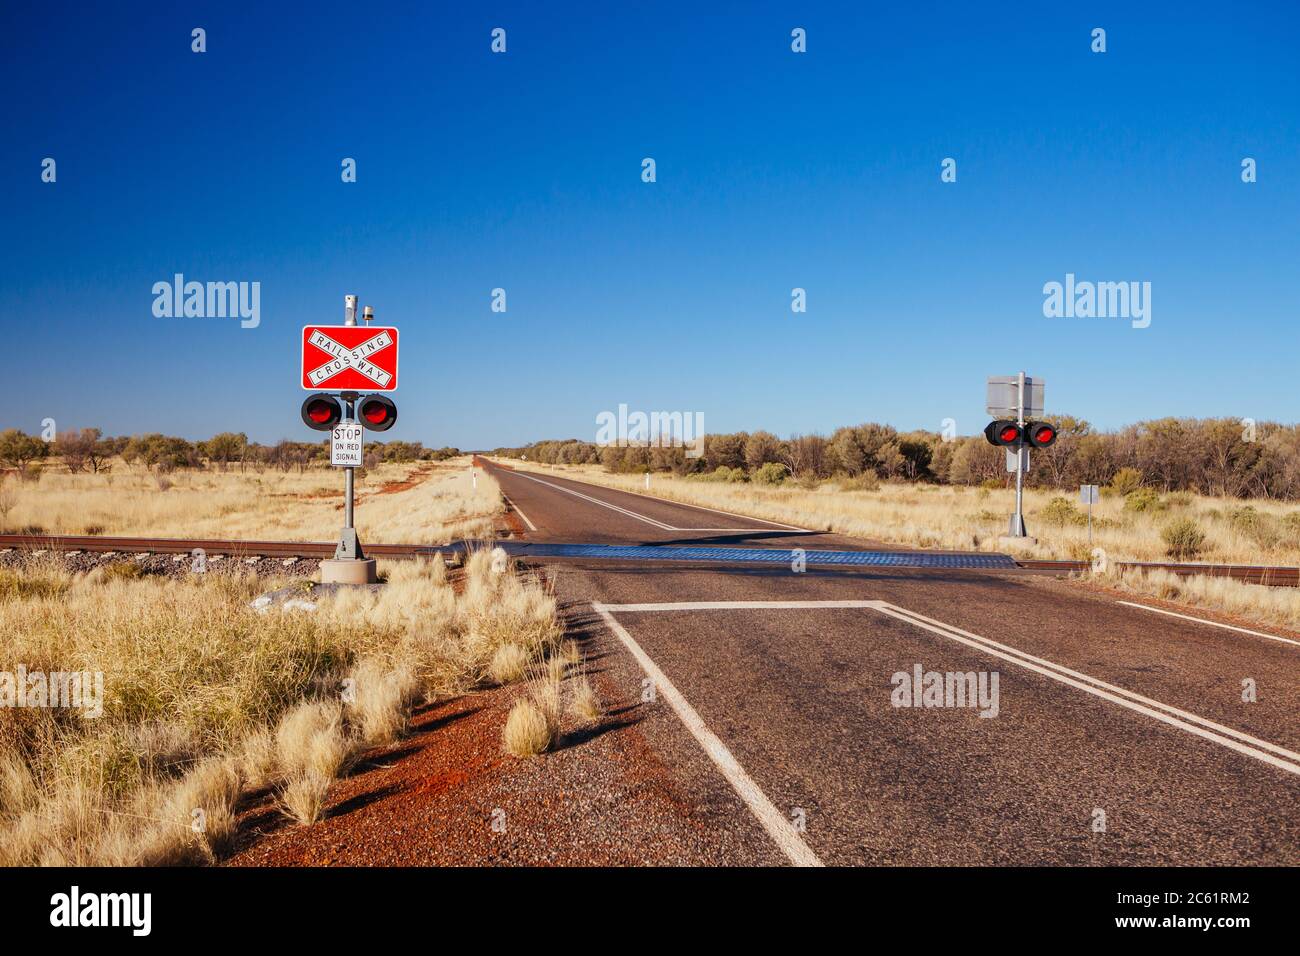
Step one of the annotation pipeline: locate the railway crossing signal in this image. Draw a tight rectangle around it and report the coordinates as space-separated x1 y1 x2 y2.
985 371 1052 539
299 294 400 584
983 420 1058 448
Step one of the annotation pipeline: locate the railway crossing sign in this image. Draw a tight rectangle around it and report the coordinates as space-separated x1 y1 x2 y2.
301 325 399 391
330 422 364 468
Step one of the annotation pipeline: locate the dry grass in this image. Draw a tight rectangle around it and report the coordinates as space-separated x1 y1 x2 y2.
0 547 564 864
502 699 554 757
506 461 1300 567
1 456 501 544
488 644 530 685
1093 567 1300 632
568 676 603 723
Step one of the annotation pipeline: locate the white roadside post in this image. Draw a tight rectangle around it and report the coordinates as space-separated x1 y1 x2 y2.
1080 484 1100 546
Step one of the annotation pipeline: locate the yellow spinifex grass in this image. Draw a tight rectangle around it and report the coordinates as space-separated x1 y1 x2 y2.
0 456 501 544
0 549 564 865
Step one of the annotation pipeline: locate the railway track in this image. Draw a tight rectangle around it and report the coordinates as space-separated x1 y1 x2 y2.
0 533 443 560
1018 558 1300 586
1 533 1297 585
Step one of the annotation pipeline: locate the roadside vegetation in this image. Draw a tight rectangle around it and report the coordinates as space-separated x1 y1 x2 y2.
0 455 500 544
0 549 568 864
500 442 1300 634
502 459 1300 568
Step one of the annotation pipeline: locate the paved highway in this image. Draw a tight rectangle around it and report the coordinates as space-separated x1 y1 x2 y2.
484 460 1300 866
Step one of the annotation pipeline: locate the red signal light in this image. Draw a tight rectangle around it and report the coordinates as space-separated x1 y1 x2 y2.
300 393 342 431
1026 422 1058 448
984 420 1023 446
357 395 397 432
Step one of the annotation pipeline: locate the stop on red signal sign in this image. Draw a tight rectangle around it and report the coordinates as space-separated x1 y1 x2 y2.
301 325 399 391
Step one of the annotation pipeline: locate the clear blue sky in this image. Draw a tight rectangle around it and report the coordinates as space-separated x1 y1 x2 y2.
2 1 1297 449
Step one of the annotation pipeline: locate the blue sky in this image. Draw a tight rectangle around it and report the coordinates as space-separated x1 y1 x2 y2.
2 1 1297 449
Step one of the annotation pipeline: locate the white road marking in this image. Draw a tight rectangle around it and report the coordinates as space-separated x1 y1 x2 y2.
604 600 881 612
511 472 677 530
599 598 1300 777
1116 600 1300 649
501 494 537 532
875 601 1300 776
592 603 825 867
501 464 808 531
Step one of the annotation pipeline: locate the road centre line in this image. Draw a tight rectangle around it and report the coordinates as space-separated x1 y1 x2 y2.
1116 600 1300 649
506 466 808 531
873 601 1300 775
599 599 1300 777
511 472 677 530
592 603 825 867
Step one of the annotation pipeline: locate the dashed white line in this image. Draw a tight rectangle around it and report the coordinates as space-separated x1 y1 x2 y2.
592 603 825 867
1116 600 1300 649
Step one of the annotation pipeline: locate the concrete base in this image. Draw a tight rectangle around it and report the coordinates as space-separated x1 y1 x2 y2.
319 558 379 584
998 535 1039 547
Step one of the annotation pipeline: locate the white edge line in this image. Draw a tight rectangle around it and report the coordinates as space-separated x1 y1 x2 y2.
503 463 808 531
874 602 1300 776
501 494 537 532
592 603 825 867
1116 600 1300 649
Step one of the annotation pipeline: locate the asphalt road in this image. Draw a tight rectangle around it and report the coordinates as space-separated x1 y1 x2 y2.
483 460 1300 866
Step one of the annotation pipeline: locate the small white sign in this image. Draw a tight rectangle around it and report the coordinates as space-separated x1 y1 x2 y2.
1080 484 1100 505
331 422 364 467
1006 447 1030 473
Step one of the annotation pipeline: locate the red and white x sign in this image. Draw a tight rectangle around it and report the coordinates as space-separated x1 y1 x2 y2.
301 325 399 391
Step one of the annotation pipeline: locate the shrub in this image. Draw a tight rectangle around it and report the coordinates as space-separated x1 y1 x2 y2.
1108 467 1144 497
699 466 748 483
837 469 879 492
1226 506 1281 549
1124 488 1166 513
752 462 788 486
1040 496 1086 527
1161 517 1207 559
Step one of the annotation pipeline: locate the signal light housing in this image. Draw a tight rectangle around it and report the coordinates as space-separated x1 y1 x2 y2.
1026 422 1058 448
301 393 343 431
984 420 1023 446
358 394 397 432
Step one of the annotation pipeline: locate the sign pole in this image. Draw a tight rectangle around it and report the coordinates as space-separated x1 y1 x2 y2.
1009 370 1027 537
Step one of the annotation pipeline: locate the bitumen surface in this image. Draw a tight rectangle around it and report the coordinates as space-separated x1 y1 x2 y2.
483 461 1300 866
